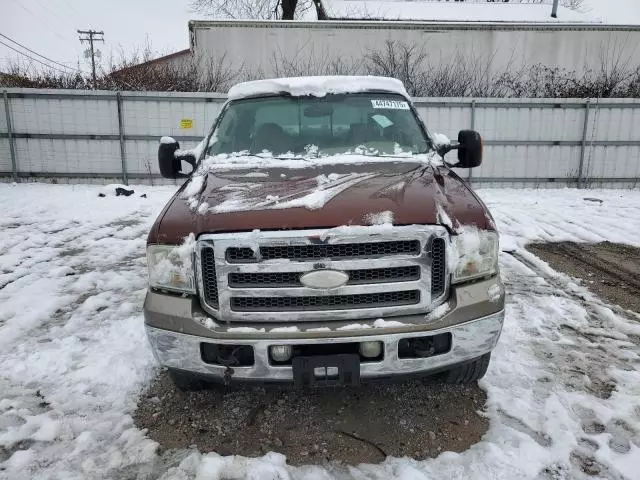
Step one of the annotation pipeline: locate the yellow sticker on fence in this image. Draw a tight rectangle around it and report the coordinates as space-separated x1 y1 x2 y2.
180 118 193 129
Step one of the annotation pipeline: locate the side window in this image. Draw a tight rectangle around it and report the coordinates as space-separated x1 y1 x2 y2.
208 108 237 155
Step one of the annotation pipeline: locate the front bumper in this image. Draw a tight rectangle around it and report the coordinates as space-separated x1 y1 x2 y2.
144 276 505 383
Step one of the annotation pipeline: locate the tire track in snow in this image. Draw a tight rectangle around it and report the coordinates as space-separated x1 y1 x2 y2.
508 250 640 334
499 250 640 479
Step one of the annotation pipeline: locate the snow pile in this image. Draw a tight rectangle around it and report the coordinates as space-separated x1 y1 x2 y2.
431 132 451 148
0 183 176 479
373 318 407 328
227 327 266 334
487 283 502 303
228 75 409 100
364 210 394 226
318 222 398 241
436 203 456 231
3 185 640 478
181 174 206 199
160 136 177 145
199 151 440 173
425 303 450 321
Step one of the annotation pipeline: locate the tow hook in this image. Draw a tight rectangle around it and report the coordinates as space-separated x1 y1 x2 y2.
224 366 234 385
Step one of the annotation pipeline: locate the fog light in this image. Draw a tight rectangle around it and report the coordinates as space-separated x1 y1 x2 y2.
270 345 293 362
359 341 382 358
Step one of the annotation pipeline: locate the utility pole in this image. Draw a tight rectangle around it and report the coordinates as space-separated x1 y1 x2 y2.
77 29 104 89
551 0 560 18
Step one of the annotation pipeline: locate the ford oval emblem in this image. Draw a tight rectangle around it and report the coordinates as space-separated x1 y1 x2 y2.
300 270 349 290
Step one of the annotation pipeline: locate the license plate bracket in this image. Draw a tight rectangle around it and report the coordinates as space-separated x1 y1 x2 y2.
292 354 360 387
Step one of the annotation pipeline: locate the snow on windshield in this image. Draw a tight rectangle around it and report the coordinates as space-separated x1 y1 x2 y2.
228 75 409 100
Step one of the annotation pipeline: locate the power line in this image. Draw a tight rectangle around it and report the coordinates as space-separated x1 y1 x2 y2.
0 32 77 71
14 1 75 45
0 38 76 74
61 0 82 19
32 0 77 30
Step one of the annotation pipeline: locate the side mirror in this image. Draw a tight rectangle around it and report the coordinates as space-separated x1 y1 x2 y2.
158 136 196 179
455 130 483 168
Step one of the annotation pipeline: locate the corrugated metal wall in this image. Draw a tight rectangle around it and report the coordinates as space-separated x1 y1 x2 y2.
1 88 639 188
191 21 640 81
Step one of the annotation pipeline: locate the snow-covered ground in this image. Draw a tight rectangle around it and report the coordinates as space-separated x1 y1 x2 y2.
1 184 640 479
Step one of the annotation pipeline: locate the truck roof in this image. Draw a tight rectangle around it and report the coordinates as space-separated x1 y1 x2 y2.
227 76 409 100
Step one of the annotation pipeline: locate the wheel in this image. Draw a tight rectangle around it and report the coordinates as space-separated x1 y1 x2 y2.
443 353 491 384
168 368 209 391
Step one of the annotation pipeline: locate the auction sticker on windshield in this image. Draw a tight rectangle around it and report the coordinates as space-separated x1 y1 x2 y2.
371 99 410 110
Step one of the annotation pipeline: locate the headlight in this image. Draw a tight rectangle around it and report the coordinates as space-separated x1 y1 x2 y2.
147 243 195 293
451 229 499 284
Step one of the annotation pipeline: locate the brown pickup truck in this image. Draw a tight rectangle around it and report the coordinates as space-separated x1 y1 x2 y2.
144 76 504 390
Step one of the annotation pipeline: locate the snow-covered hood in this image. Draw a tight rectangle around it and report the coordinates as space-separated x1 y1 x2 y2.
149 162 493 244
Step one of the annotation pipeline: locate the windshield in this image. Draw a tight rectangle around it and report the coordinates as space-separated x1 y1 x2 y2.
207 93 430 158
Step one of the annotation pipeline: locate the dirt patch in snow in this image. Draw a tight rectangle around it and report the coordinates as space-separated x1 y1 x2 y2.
135 374 488 465
528 241 640 314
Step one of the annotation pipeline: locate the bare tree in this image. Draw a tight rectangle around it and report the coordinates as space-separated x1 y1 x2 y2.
189 0 315 20
4 37 640 98
560 0 585 9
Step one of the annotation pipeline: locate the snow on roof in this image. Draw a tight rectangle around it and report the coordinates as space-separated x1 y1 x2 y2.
227 76 409 100
322 1 599 23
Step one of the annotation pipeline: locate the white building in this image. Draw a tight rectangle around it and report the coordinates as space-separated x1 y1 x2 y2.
186 1 640 81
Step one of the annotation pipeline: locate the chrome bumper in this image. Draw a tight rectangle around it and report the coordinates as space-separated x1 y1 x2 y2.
145 310 504 382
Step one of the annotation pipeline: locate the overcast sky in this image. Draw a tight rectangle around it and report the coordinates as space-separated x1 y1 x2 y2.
0 0 201 73
1 0 639 75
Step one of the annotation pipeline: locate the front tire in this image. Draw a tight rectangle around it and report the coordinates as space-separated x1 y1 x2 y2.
443 353 491 384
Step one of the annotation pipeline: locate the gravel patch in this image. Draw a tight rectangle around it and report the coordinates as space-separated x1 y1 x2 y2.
135 372 488 465
528 241 640 314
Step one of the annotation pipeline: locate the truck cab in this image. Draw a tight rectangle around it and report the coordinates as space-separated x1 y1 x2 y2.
144 76 504 389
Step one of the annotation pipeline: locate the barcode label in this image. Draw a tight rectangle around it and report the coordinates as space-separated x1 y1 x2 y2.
371 99 410 110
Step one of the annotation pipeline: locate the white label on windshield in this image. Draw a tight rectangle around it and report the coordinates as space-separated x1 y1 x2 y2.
371 114 394 128
371 99 410 110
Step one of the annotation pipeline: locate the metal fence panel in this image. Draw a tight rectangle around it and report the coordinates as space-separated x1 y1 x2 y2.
121 98 223 137
0 95 7 132
585 146 640 182
590 106 640 142
14 138 122 175
0 139 11 172
473 145 581 180
1 88 639 187
414 105 471 138
9 94 118 136
474 105 585 142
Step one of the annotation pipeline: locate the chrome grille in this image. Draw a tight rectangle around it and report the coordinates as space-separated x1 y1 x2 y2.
231 290 420 312
226 240 421 263
228 266 421 288
431 238 446 297
197 226 449 323
201 246 219 308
